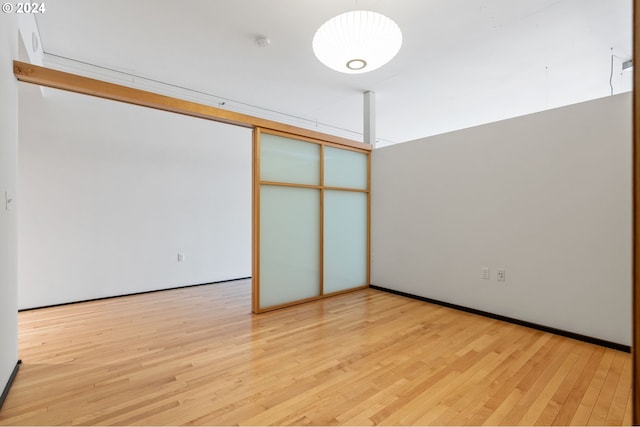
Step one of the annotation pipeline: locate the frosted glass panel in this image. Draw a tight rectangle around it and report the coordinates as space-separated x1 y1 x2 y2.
260 133 320 185
324 146 367 189
260 185 320 308
324 190 368 293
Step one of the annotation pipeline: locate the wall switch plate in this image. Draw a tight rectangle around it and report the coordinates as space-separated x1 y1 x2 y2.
497 268 506 282
481 267 489 280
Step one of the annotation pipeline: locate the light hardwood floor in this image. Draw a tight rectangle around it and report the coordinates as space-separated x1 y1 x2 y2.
0 280 631 425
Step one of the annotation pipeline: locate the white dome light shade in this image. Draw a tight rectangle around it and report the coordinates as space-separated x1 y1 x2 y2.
313 10 402 74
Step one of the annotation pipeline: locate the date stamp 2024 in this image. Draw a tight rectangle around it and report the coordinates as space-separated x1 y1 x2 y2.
2 2 46 13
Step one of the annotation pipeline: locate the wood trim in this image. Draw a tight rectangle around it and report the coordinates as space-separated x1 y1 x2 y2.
258 127 326 147
320 144 325 297
321 285 370 299
253 294 325 314
259 181 322 190
256 127 371 155
253 292 336 314
324 186 369 193
252 129 261 314
367 151 372 287
323 140 371 154
13 61 371 152
256 285 371 313
633 0 639 421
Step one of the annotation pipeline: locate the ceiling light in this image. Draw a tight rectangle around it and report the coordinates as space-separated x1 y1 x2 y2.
312 10 402 74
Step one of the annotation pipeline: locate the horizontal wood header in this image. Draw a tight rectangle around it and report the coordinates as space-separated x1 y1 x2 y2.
13 61 371 151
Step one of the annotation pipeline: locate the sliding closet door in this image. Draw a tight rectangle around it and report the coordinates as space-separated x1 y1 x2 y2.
323 147 368 294
253 129 369 313
258 132 321 309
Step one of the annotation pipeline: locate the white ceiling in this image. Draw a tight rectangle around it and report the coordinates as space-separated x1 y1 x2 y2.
33 0 632 147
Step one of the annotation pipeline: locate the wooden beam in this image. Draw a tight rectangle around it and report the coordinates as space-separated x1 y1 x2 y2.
13 60 370 151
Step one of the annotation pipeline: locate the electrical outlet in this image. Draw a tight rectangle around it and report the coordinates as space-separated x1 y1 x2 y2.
497 268 506 282
481 267 489 280
177 253 185 262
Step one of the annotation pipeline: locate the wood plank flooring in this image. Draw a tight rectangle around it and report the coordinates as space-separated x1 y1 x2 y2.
0 279 631 425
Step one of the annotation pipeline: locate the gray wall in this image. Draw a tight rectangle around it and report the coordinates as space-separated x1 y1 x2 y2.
18 85 252 309
0 13 19 392
371 93 632 345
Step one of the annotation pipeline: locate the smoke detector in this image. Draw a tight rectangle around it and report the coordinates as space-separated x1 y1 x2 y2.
256 36 271 48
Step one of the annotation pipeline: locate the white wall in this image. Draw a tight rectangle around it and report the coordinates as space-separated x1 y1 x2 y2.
0 13 19 392
18 85 252 309
372 93 632 346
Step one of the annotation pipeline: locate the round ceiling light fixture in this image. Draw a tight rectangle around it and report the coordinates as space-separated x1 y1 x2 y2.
312 10 402 74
